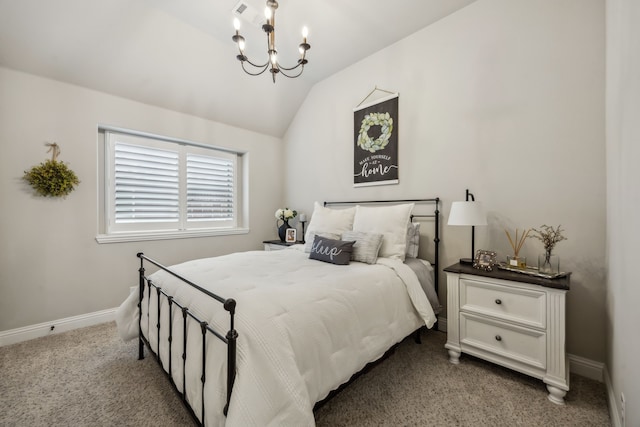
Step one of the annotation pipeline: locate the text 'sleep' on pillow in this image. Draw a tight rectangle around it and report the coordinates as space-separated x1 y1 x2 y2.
309 235 355 265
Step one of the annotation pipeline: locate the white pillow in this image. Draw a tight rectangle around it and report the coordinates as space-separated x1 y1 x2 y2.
352 203 415 261
305 202 356 243
405 222 421 259
342 231 384 264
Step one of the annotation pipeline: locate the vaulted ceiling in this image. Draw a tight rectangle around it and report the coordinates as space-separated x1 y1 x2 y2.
0 0 476 137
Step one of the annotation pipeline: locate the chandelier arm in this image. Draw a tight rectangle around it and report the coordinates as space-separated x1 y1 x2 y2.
277 62 304 72
241 56 270 69
241 61 270 76
278 47 308 72
277 64 305 78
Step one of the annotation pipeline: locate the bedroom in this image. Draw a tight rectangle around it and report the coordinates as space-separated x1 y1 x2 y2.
0 0 637 426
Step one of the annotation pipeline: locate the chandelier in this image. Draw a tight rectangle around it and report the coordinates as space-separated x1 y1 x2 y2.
232 0 310 83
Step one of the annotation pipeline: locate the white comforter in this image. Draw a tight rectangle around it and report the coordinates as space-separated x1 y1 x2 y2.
116 247 436 427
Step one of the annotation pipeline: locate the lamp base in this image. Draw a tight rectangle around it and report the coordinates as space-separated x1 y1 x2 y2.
460 258 474 264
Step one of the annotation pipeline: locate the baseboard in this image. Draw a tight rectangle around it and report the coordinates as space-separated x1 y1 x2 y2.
0 308 117 347
605 368 622 427
437 316 447 333
568 353 604 382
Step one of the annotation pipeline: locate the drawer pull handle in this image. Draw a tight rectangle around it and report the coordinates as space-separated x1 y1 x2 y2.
495 299 502 305
495 335 502 341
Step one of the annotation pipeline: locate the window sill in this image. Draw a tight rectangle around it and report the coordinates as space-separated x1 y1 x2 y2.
95 227 250 244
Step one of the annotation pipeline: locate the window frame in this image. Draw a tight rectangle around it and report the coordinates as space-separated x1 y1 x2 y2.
96 127 248 244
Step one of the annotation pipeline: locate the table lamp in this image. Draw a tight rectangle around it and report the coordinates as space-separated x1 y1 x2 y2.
448 189 487 263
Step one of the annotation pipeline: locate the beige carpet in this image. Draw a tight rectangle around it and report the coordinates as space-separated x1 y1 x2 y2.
0 322 610 426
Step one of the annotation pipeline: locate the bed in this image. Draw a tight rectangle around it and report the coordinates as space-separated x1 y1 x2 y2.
116 198 440 426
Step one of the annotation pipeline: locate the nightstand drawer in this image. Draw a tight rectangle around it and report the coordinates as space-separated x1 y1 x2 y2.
460 313 546 370
460 278 546 329
264 243 287 251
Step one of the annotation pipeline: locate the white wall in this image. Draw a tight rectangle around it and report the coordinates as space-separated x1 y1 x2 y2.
284 0 606 362
0 67 283 331
606 0 640 424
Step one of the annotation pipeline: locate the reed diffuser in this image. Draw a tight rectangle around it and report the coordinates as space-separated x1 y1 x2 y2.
505 228 530 269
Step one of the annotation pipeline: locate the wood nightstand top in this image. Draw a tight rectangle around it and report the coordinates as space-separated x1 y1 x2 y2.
444 262 570 290
262 240 304 246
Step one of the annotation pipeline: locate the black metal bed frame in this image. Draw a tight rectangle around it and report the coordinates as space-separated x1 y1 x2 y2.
136 197 439 426
137 253 237 426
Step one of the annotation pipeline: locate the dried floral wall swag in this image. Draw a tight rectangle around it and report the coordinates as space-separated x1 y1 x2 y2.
23 143 80 197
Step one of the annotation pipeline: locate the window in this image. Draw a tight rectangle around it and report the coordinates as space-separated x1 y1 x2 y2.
97 129 246 243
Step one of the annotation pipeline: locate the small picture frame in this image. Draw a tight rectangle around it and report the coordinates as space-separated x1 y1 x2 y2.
285 228 297 243
473 249 497 271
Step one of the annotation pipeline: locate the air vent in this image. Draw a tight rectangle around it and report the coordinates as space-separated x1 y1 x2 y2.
232 1 264 28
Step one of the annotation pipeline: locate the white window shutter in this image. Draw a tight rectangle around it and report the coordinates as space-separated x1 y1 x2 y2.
103 130 240 238
186 153 235 222
114 143 180 224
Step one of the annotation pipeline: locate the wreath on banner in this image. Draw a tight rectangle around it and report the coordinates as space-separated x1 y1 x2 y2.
356 112 393 153
23 143 80 197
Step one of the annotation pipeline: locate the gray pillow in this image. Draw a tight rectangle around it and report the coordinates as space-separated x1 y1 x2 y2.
309 235 355 265
405 222 421 258
304 230 341 253
342 231 383 264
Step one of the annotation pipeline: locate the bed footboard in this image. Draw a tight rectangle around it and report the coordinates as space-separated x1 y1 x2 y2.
137 252 237 425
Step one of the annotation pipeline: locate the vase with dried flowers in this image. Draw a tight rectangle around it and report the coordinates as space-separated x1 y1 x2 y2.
505 228 530 269
529 225 567 274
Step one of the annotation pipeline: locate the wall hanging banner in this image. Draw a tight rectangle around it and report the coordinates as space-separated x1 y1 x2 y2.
353 92 399 187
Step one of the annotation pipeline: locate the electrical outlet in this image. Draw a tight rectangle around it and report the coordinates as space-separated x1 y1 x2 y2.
621 392 625 427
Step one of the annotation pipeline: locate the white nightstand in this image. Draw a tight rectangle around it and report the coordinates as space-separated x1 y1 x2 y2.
444 263 571 404
263 240 302 251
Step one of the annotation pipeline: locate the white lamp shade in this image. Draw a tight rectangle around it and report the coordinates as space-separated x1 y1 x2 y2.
448 201 487 226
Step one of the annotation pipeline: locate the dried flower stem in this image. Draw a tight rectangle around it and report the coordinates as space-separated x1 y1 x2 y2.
529 224 567 255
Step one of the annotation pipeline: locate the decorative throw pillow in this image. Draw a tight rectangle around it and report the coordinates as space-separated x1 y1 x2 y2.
309 235 355 265
352 203 414 261
405 222 421 259
304 230 342 253
304 202 356 244
342 231 384 264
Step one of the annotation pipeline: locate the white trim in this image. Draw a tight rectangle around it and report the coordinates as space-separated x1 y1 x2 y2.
98 124 248 156
0 308 117 347
605 367 622 427
568 353 605 382
96 227 249 244
437 315 447 333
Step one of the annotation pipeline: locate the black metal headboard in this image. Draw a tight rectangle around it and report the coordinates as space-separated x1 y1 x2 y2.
323 198 440 293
